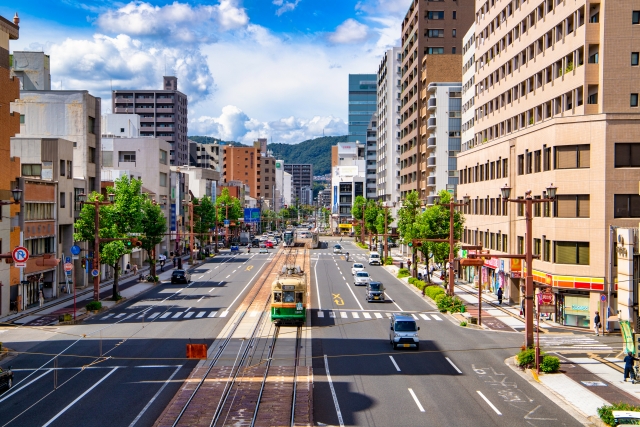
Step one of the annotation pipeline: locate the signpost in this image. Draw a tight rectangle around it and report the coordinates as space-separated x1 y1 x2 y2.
91 269 99 278
600 294 607 335
12 246 29 268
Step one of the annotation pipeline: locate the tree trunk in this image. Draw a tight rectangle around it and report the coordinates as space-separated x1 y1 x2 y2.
150 247 156 279
113 264 120 299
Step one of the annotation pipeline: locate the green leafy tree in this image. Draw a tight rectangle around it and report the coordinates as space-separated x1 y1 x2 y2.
364 200 382 247
397 191 422 276
140 197 167 277
350 196 367 241
215 188 242 244
191 196 215 259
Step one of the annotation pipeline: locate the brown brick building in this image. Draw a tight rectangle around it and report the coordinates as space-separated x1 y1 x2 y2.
222 146 262 199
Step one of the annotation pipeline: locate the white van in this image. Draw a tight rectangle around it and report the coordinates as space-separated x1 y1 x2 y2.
368 252 381 265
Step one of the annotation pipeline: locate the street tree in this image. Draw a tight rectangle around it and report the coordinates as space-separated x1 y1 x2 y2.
140 196 167 277
364 200 382 248
397 191 422 276
350 195 367 241
215 188 242 243
192 196 215 256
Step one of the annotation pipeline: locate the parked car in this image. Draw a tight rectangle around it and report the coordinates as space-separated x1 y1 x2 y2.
171 269 191 284
354 271 371 286
366 281 385 302
0 366 13 391
333 244 343 254
351 263 365 275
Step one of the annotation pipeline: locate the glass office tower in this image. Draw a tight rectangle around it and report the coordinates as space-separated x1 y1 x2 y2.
348 74 377 143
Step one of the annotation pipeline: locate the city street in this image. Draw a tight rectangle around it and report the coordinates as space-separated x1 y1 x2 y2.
310 238 583 427
0 250 274 427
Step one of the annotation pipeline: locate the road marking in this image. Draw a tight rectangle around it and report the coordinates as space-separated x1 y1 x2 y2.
215 266 219 269
389 356 401 371
318 311 324 317
329 311 336 318
42 367 119 427
184 312 194 318
197 296 204 302
220 310 229 317
129 366 182 427
431 314 443 321
232 270 237 273
172 312 182 318
340 312 348 319
114 313 126 318
100 313 114 320
324 355 345 427
124 313 136 320
420 314 430 320
477 391 502 415
383 290 404 311
352 312 359 319
246 265 254 271
445 357 462 374
314 259 321 310
363 312 371 319
375 313 383 319
149 313 160 319
332 293 344 306
208 312 217 318
196 312 205 318
160 313 170 319
0 369 51 403
208 287 216 292
250 311 258 317
226 275 231 278
343 281 364 311
385 313 392 318
137 314 145 319
225 261 268 310
408 388 425 412
411 314 419 320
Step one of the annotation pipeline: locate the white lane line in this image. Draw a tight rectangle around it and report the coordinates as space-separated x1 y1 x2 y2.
0 369 51 403
383 290 404 312
351 312 360 319
445 357 462 374
431 314 443 321
324 355 345 427
226 275 231 278
343 281 364 311
340 312 348 318
314 258 321 310
225 261 268 310
208 311 217 318
115 313 126 318
329 311 336 318
419 314 430 320
411 314 419 320
389 356 401 372
42 367 119 427
208 288 215 292
171 312 183 318
408 388 425 412
184 312 194 318
160 313 171 319
219 310 229 317
215 266 219 269
363 312 371 319
197 296 204 302
477 391 502 415
129 366 182 427
196 312 205 318
318 311 324 318
375 313 383 319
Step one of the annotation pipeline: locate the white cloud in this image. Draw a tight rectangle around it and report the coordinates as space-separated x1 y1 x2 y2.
49 34 215 103
190 105 347 144
328 19 369 44
272 0 301 16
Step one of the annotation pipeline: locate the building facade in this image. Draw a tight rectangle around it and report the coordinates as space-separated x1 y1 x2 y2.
331 142 366 232
189 140 221 171
461 25 476 152
283 163 313 205
222 145 262 199
457 0 640 328
365 115 378 199
10 51 50 90
112 76 188 166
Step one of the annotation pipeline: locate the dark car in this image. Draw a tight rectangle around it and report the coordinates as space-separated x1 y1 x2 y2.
251 239 260 248
366 281 386 302
0 366 13 391
171 269 191 284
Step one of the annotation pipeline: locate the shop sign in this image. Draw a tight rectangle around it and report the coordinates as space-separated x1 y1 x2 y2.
511 259 522 278
484 257 499 269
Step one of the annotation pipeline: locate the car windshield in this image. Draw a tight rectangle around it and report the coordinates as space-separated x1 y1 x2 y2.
369 283 382 291
173 270 184 275
353 264 363 269
356 272 369 278
394 321 417 332
370 254 379 258
334 245 342 249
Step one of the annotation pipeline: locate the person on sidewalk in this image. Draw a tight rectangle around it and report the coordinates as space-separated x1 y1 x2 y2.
594 311 601 336
126 262 131 274
38 289 44 307
497 286 503 305
624 352 639 382
132 264 138 275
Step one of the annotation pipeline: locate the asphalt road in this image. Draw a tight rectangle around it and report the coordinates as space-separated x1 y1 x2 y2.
311 238 583 427
0 249 274 427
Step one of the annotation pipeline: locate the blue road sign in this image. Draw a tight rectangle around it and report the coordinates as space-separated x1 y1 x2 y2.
70 245 81 255
224 219 230 227
91 269 99 277
65 256 71 264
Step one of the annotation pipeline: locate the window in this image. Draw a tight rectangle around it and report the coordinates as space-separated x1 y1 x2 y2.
614 194 640 218
453 11 457 19
517 197 524 216
427 47 444 54
452 29 457 37
526 151 532 173
19 114 25 124
632 52 639 66
427 29 444 37
588 92 598 104
428 11 445 19
543 146 551 171
533 238 541 256
88 147 96 164
60 192 66 208
554 195 590 218
159 172 167 187
67 161 72 179
24 203 54 220
22 164 42 176
119 151 136 162
517 154 524 175
534 150 541 172
159 150 168 165
517 236 524 254
615 143 640 167
452 47 456 54
502 234 508 251
88 116 96 134
554 241 589 265
555 145 590 169
502 158 508 177
59 160 65 176
632 93 639 107
543 238 551 262
633 11 640 24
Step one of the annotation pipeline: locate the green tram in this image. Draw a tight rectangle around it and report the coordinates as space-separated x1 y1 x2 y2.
270 264 307 326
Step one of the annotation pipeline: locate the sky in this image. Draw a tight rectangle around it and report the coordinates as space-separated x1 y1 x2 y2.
2 0 411 144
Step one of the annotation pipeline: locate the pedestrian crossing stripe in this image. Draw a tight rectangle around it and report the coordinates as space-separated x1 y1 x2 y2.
363 312 371 319
314 311 442 321
196 312 205 318
419 314 430 320
208 311 217 317
171 312 182 318
184 312 194 318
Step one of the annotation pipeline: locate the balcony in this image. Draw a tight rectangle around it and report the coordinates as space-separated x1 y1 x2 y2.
135 107 155 113
428 98 437 110
427 156 436 167
427 118 437 129
427 137 436 147
114 97 134 103
157 108 175 114
426 194 439 205
156 97 174 103
427 176 436 186
156 117 173 123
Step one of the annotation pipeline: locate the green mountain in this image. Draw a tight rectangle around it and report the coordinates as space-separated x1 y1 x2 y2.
188 135 347 176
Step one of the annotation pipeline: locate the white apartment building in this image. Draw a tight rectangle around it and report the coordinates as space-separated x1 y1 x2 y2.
365 115 378 200
376 47 402 204
331 142 366 233
461 25 476 152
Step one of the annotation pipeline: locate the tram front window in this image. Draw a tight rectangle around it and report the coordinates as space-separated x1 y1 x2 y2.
273 292 282 302
283 291 295 303
296 293 303 303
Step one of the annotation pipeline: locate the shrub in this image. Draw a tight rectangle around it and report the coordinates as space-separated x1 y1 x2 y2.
414 280 426 291
357 243 368 249
435 294 450 312
85 301 102 311
460 321 467 327
598 403 640 427
408 277 416 285
516 347 539 368
384 257 393 265
540 355 560 373
450 297 465 313
397 268 410 279
425 285 445 300
113 294 123 301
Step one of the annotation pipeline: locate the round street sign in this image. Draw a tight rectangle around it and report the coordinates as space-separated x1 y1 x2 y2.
64 263 73 272
70 245 81 255
12 246 29 263
91 269 100 277
600 294 607 302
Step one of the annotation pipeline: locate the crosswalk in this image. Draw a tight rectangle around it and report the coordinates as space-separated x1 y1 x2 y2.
537 335 619 352
316 310 443 321
98 309 230 321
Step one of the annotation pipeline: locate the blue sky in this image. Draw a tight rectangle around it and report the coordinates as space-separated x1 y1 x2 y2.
2 0 410 144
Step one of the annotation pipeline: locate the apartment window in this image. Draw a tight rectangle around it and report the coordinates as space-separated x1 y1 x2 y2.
615 143 640 167
119 151 136 162
428 11 445 19
517 154 524 175
88 116 96 134
632 52 639 66
517 197 524 216
427 47 444 54
159 172 167 187
526 151 532 174
502 235 508 251
67 161 72 179
502 158 508 177
159 150 168 165
632 93 639 107
22 164 42 176
453 11 457 19
60 192 66 208
517 236 524 255
534 196 541 217
427 29 444 37
452 29 457 37
88 147 96 164
555 195 590 218
19 114 25 124
588 92 598 104
60 160 65 176
554 241 589 265
24 203 54 220
452 47 456 54
543 146 551 171
633 11 640 25
543 238 551 262
555 145 590 169
533 238 541 256
534 150 541 172
614 194 640 218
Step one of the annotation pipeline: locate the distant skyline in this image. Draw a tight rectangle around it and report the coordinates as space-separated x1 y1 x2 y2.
2 0 411 144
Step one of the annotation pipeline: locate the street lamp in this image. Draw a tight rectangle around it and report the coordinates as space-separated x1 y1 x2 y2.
78 192 115 301
0 187 22 206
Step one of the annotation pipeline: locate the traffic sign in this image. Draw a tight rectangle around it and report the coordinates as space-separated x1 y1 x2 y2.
70 245 81 255
600 294 607 302
91 269 99 277
12 246 29 263
65 256 71 264
64 263 73 272
224 219 230 227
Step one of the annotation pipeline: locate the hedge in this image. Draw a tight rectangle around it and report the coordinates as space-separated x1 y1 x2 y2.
598 403 640 427
515 348 560 373
397 268 410 279
424 285 445 300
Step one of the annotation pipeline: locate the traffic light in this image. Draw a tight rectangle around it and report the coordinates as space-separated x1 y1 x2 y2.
81 257 86 269
127 238 142 247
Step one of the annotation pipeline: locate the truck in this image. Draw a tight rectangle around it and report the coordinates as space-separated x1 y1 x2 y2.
239 232 251 246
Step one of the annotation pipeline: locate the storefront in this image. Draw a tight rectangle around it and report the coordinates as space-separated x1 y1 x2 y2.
558 292 590 328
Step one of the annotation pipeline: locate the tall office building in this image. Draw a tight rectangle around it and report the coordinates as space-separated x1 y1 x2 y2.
365 114 378 200
283 164 313 204
398 0 474 198
457 0 640 327
349 74 377 200
112 76 188 166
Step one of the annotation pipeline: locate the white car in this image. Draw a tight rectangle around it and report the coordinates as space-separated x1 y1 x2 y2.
333 244 343 254
351 263 365 275
354 271 371 286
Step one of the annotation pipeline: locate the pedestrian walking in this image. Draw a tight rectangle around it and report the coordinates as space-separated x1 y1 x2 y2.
132 264 138 275
497 287 503 305
520 299 525 317
407 259 412 271
126 262 131 274
594 311 601 336
624 352 639 382
160 260 165 272
173 257 177 268
38 289 44 307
